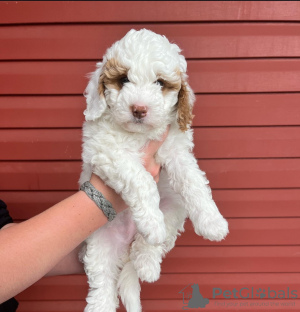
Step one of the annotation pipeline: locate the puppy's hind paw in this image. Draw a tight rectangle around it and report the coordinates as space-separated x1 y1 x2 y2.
138 221 166 245
134 255 161 283
144 224 166 245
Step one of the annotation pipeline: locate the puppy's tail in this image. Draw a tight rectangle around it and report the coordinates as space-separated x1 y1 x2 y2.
118 260 142 312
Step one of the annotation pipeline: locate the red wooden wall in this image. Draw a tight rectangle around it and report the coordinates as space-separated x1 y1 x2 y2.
0 1 300 311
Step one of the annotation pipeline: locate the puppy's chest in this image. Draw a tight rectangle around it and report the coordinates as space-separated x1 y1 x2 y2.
111 133 148 152
84 124 148 154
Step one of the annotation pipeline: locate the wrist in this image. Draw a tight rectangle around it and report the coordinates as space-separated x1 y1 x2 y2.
80 181 116 222
89 174 127 214
89 174 113 204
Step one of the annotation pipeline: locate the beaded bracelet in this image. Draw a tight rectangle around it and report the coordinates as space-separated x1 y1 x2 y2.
80 181 117 221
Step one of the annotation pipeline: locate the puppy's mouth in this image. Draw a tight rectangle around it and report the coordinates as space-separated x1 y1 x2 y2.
133 117 144 124
122 118 153 133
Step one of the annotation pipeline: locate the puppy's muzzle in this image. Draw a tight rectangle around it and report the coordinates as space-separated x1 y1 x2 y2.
131 105 148 119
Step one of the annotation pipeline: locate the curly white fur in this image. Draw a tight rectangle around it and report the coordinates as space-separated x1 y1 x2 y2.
79 29 229 312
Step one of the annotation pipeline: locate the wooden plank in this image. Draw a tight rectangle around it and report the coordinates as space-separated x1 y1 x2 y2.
2 159 300 190
0 96 85 128
2 189 300 220
18 301 86 312
145 273 300 300
3 201 299 246
214 159 300 189
1 127 300 160
194 127 300 159
2 23 300 60
1 123 300 162
176 219 300 246
190 59 300 93
213 189 300 218
0 161 81 191
0 129 82 160
0 189 289 219
1 2 300 24
2 93 300 128
15 299 300 312
194 93 300 127
162 246 300 273
0 191 75 220
199 158 300 189
0 61 90 95
17 273 300 300
17 299 300 312
2 60 300 94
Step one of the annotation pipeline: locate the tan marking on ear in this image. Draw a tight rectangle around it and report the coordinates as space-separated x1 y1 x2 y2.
177 78 194 132
98 58 129 94
98 72 106 98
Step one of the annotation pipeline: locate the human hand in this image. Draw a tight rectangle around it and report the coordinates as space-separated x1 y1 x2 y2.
89 125 170 212
140 125 170 183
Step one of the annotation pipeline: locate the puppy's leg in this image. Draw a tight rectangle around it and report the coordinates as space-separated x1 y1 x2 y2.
83 229 119 312
157 129 228 242
130 169 187 283
91 150 166 245
118 257 142 312
165 150 228 241
83 210 136 312
117 171 185 312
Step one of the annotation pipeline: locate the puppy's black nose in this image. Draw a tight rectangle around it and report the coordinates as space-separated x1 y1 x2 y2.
131 105 148 119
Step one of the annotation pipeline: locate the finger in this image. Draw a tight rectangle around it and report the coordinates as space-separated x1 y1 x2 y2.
142 125 170 156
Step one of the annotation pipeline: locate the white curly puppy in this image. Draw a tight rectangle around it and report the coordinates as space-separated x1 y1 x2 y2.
79 29 229 312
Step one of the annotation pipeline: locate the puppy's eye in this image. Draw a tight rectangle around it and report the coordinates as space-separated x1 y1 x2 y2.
120 76 130 85
155 80 164 87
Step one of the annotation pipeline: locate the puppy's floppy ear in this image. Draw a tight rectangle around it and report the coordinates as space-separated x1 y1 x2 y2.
83 61 107 121
177 72 195 131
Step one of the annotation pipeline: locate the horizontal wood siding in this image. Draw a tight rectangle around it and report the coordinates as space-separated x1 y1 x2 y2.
16 273 300 300
2 94 300 128
0 1 299 311
2 127 300 160
2 23 300 60
1 1 300 23
16 300 300 312
2 60 300 94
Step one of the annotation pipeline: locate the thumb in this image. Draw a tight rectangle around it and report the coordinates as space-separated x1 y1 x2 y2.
141 125 170 156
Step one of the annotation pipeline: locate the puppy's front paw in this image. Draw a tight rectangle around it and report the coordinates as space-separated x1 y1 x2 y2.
193 212 229 242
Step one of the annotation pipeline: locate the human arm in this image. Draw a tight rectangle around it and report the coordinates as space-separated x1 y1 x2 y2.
0 184 109 303
45 129 169 277
0 126 169 303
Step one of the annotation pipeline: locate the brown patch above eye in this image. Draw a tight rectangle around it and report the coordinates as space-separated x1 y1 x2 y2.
98 58 129 94
160 77 181 96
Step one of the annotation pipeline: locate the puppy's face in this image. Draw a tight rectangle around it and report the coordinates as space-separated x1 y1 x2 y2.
99 56 181 134
84 29 194 134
